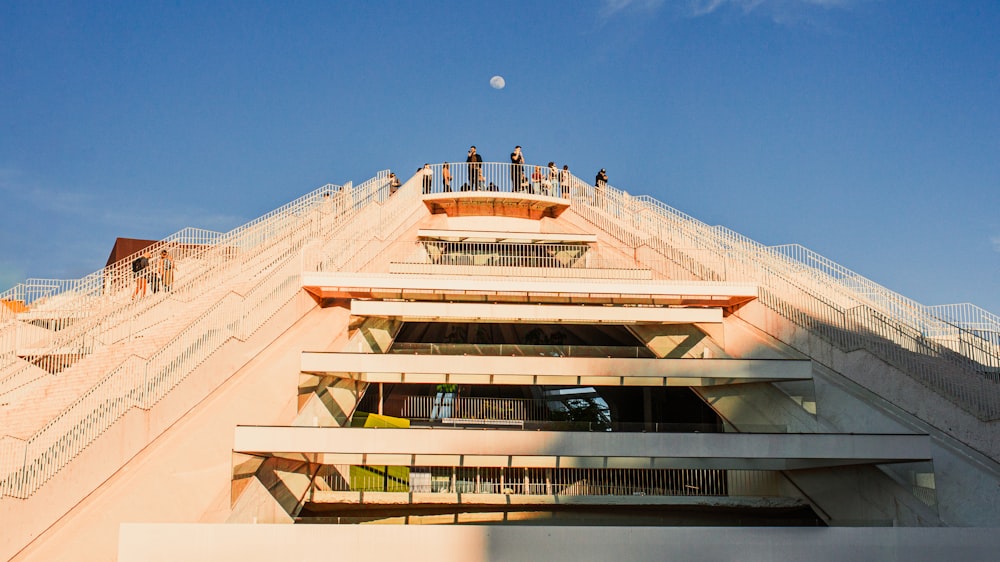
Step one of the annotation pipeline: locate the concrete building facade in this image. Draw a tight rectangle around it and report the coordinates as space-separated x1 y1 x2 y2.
1 162 999 560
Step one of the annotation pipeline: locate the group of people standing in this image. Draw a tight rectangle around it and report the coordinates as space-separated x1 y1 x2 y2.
405 145 606 198
508 146 571 197
132 249 176 299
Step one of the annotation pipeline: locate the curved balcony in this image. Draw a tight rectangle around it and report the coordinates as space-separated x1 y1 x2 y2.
416 162 577 219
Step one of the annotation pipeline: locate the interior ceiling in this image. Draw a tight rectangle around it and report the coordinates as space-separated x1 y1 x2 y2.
392 322 644 347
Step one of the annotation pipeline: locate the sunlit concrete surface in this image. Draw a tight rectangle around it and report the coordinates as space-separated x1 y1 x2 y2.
233 427 930 470
417 229 598 244
301 272 758 307
421 191 571 219
349 300 724 324
300 351 813 386
119 524 1000 562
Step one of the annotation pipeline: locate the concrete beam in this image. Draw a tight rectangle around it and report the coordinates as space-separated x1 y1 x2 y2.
300 352 812 386
417 229 598 244
307 491 805 508
350 300 723 324
233 427 931 471
301 272 758 307
118 525 1000 562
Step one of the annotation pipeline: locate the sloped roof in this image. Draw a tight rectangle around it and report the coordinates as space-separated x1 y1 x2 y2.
105 237 158 267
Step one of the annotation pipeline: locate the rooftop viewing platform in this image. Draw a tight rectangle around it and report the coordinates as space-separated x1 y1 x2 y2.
414 161 573 220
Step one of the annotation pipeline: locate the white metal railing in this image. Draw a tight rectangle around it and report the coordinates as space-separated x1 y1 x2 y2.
401 396 553 422
560 168 1000 419
2 157 997 499
419 162 573 197
317 465 782 497
1 169 430 499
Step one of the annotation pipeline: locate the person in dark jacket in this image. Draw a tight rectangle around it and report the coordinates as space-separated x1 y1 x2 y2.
466 146 483 190
594 168 608 206
510 145 525 192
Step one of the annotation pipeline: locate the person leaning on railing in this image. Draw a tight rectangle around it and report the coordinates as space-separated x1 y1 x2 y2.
389 172 401 195
595 168 608 206
442 162 452 192
132 252 151 299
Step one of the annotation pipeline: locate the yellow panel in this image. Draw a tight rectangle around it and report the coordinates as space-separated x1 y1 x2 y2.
363 414 411 429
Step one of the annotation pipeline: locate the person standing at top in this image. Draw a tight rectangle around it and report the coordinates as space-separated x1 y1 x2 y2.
421 163 433 194
560 165 571 198
389 172 401 195
442 162 452 192
159 249 175 292
547 162 558 196
510 145 525 192
132 252 151 299
466 146 483 191
595 168 608 206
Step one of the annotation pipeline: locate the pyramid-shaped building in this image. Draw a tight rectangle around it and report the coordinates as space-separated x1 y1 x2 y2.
2 161 999 561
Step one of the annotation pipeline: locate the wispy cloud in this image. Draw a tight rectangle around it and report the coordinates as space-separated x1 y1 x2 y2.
686 0 861 24
600 0 666 19
992 236 1000 253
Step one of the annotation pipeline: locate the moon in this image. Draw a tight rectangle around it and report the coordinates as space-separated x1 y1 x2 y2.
490 75 506 90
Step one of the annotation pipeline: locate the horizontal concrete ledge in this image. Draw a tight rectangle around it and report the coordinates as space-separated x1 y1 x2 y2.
387 262 655 280
350 300 723 324
417 229 598 244
420 192 571 219
119 525 1000 562
300 353 812 386
233 427 931 470
302 272 758 307
309 491 803 509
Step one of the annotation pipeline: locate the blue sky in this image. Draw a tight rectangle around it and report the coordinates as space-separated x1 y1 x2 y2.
1 0 998 313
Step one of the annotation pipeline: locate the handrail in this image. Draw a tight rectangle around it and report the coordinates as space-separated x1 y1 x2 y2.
562 168 1000 418
2 156 998 502
0 182 356 378
317 464 783 498
1 168 422 499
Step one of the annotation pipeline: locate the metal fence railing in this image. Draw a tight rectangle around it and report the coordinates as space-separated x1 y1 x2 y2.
316 465 783 498
2 157 998 501
1 168 435 500
388 343 655 358
557 167 1000 419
